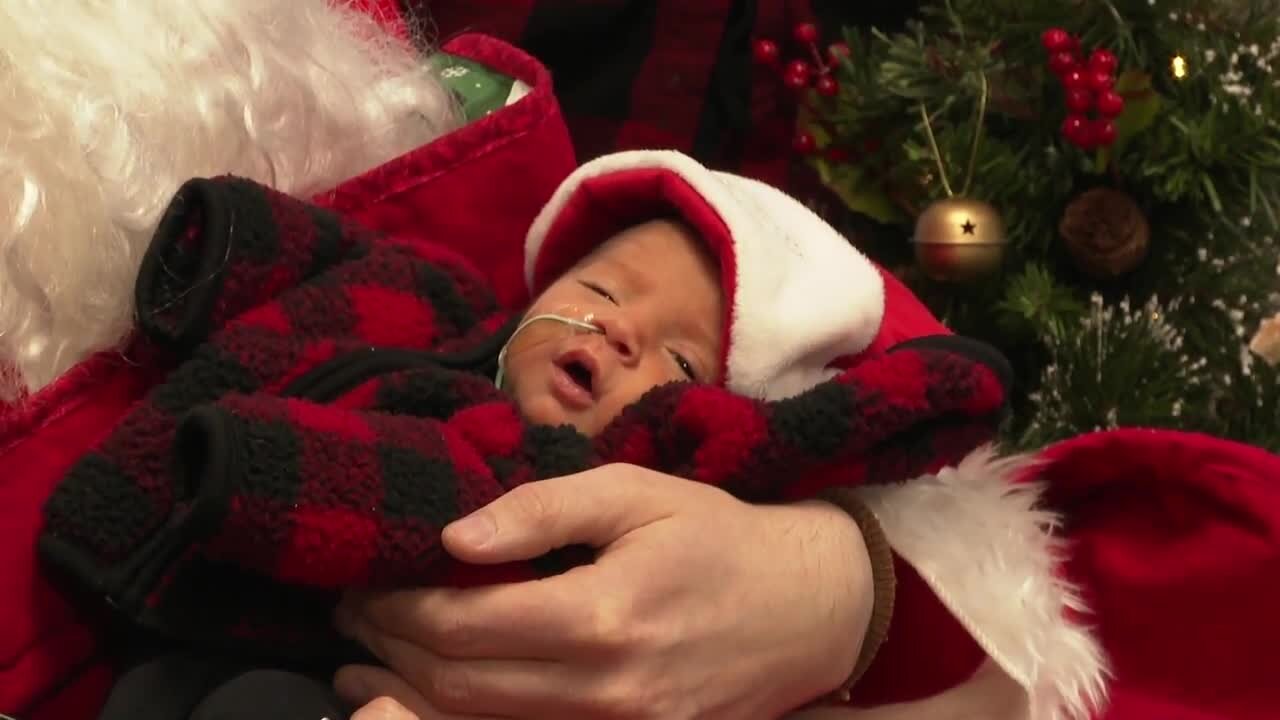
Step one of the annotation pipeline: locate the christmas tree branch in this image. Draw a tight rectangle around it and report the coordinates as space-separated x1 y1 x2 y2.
806 0 1280 448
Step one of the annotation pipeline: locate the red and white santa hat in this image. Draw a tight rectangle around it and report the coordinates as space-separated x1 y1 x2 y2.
525 150 945 401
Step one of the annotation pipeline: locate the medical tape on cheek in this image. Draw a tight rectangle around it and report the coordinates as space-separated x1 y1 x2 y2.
495 306 604 390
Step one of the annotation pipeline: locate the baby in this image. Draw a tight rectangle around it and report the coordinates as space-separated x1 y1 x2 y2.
43 151 1010 719
502 215 725 436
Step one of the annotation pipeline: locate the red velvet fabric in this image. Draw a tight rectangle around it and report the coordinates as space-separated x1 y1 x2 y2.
0 354 159 718
1038 429 1280 720
849 557 988 705
850 429 1280 717
315 33 576 310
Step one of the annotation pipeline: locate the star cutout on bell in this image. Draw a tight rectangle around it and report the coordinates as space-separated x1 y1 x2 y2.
911 197 1008 282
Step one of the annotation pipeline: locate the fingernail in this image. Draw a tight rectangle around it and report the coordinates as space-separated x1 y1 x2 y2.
447 512 495 548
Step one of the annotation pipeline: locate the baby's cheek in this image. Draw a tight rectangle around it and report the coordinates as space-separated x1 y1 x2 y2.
510 382 546 420
517 397 552 425
500 351 539 397
511 387 580 431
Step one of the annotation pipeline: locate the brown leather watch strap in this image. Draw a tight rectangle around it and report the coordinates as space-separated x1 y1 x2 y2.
818 488 897 701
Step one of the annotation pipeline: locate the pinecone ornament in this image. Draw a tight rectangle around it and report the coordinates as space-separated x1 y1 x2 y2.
1059 187 1150 278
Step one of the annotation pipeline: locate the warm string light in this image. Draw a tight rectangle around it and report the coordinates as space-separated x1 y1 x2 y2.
1171 15 1279 114
1028 294 1204 436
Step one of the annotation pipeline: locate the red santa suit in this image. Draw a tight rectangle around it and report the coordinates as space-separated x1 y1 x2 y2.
3 3 1277 720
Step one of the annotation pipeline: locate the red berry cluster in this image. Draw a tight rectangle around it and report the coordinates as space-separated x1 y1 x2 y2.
753 23 851 154
1041 28 1126 149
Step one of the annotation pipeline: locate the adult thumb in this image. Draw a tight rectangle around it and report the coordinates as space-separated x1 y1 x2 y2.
335 666 425 719
442 463 687 564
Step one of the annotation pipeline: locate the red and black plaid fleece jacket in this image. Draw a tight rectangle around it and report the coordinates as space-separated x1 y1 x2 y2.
40 176 1009 665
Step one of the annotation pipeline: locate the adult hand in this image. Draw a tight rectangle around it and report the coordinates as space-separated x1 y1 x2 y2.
784 662 1028 720
334 463 875 719
345 662 1028 720
350 695 420 720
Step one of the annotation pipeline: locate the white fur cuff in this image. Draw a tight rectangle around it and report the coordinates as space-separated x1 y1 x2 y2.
856 447 1109 720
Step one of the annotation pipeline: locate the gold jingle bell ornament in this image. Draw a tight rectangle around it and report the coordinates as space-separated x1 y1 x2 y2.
911 197 1008 282
909 73 1006 281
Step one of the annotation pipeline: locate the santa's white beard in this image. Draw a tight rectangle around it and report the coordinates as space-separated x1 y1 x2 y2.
0 0 457 401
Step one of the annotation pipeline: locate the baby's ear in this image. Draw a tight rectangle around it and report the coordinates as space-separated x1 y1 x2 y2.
886 334 1014 398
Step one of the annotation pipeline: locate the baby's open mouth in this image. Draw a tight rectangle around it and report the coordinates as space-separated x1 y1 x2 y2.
549 345 602 410
561 359 594 392
552 347 601 405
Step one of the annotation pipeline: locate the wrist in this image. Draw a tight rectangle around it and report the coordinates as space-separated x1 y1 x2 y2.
780 500 876 696
816 490 897 700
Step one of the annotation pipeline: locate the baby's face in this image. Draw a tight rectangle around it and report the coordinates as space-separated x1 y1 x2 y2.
503 219 724 436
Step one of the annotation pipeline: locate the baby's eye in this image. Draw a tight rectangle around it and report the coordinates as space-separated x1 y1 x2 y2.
670 350 697 381
579 281 617 305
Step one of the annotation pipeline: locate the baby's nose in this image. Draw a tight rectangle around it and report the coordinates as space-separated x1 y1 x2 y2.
595 314 640 361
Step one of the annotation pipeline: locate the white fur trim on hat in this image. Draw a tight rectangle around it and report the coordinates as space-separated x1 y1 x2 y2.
524 150 885 401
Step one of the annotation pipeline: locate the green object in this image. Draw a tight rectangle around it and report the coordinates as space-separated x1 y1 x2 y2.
432 52 530 122
1110 70 1162 155
811 0 1280 450
803 123 905 224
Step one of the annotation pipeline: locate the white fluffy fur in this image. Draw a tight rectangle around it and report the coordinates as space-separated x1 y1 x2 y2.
857 446 1110 720
0 0 458 400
